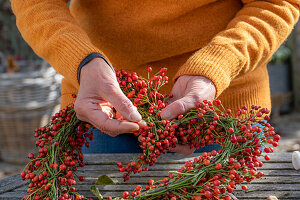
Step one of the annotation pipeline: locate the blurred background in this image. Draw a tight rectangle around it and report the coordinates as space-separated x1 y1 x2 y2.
0 1 299 178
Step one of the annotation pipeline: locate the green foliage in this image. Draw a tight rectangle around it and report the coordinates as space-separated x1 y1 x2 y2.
90 186 103 200
96 175 117 185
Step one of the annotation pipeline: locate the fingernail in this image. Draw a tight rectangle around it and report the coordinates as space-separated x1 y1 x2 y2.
139 120 147 127
133 126 140 131
161 110 171 120
129 111 142 122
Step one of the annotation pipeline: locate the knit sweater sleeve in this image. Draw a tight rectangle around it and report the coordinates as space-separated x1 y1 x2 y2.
175 0 300 98
10 0 107 88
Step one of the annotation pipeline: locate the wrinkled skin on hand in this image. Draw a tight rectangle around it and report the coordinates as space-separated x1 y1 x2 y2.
74 58 144 137
75 60 216 155
161 75 216 155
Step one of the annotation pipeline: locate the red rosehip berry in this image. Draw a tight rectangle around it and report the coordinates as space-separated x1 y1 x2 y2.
20 171 26 178
213 115 219 120
28 153 34 159
194 196 201 200
214 188 220 195
160 67 167 73
211 150 217 156
130 161 136 167
204 160 210 166
228 128 234 134
59 164 66 171
264 115 270 120
123 191 129 198
149 179 154 185
242 185 248 191
162 178 168 183
213 180 221 186
145 184 150 190
215 100 222 105
248 162 255 169
274 134 281 142
131 191 137 197
272 142 278 147
70 187 75 192
264 147 270 153
215 163 222 170
234 162 241 169
117 162 122 167
204 191 212 198
230 136 237 143
229 174 235 180
136 185 142 191
265 155 270 160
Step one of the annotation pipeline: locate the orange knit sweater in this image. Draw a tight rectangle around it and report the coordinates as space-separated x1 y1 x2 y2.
11 0 300 112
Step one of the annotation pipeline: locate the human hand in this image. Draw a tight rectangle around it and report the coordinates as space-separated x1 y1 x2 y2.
160 75 216 155
74 58 143 137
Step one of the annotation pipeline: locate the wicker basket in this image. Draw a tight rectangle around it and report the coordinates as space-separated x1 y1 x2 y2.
0 58 61 164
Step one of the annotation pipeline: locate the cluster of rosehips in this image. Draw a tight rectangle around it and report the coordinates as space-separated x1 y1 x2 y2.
21 67 280 200
112 106 279 199
114 101 219 180
116 67 169 109
112 69 279 199
115 68 277 185
21 103 94 200
115 68 178 179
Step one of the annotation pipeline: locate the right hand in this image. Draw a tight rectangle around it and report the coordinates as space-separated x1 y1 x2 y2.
74 58 143 137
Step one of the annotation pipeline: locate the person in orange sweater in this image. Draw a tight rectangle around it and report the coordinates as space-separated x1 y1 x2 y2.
11 0 300 154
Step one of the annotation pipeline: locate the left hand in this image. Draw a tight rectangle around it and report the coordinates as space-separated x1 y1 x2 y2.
160 75 216 155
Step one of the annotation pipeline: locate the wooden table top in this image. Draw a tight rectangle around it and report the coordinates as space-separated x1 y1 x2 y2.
0 152 299 200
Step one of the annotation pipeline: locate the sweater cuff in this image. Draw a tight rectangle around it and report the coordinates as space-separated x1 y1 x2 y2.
174 44 241 98
77 53 115 83
48 33 110 89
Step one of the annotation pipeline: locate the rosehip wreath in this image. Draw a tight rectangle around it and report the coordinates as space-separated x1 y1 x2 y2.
21 68 278 200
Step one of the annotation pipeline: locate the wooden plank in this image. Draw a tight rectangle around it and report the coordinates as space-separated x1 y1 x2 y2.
0 174 21 188
0 174 28 195
257 169 300 176
59 169 300 188
2 190 300 199
0 191 27 199
81 169 300 177
15 183 300 192
229 199 298 200
96 191 300 199
0 152 298 200
81 162 295 171
83 153 292 164
232 191 300 199
75 169 300 177
42 176 300 186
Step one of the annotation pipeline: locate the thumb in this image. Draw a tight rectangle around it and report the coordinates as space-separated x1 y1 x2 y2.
105 87 142 122
169 144 196 156
161 95 196 120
